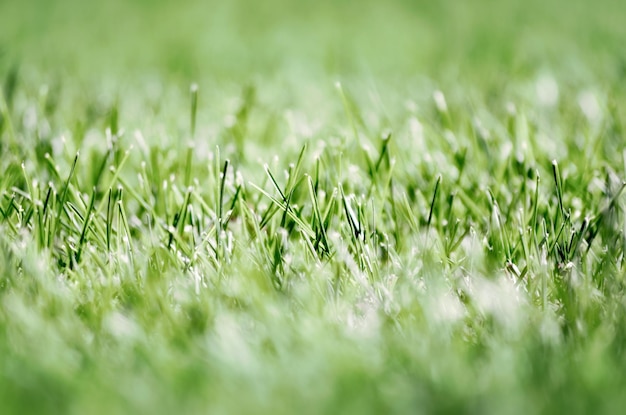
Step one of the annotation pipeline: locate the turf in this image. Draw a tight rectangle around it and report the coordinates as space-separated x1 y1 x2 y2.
2 0 626 413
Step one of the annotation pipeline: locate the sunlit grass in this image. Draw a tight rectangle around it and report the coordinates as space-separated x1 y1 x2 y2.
2 0 626 414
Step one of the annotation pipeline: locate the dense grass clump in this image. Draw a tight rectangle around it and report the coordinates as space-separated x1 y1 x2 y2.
2 0 626 413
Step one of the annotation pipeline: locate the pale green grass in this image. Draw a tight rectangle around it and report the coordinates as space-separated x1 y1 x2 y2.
2 0 626 414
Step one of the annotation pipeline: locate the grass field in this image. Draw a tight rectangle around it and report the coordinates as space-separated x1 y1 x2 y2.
2 0 626 413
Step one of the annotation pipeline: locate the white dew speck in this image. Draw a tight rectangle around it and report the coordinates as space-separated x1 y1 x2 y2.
577 90 602 123
433 90 448 113
535 75 559 107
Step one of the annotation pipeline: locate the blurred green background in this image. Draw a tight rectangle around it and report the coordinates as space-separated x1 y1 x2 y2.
2 0 625 84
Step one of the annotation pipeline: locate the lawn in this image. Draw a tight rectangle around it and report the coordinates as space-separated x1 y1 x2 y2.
2 0 626 413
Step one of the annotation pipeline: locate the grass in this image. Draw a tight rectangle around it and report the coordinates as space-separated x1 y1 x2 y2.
2 0 626 413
